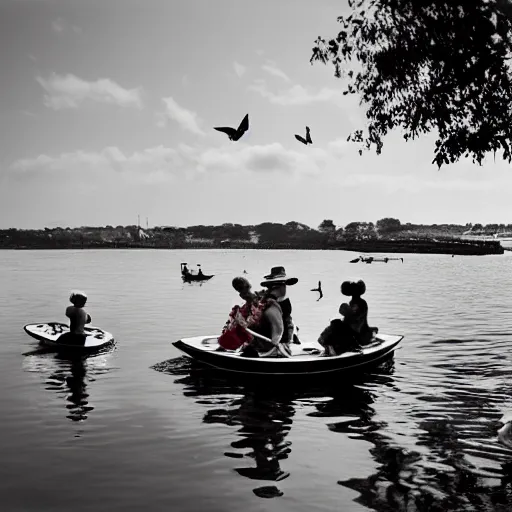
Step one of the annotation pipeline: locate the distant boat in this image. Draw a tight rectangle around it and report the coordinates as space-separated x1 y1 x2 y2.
350 256 403 264
180 263 214 282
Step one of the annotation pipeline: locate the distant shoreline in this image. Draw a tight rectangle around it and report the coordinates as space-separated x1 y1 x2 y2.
1 239 504 255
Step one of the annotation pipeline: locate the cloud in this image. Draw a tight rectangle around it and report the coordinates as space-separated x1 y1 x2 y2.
9 142 328 184
261 60 290 82
36 73 143 109
52 17 82 34
196 143 324 175
249 79 348 107
233 62 246 78
10 146 183 184
51 18 65 32
11 138 512 197
157 96 205 135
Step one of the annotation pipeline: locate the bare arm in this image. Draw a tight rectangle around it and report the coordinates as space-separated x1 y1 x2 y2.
284 314 294 344
263 305 285 345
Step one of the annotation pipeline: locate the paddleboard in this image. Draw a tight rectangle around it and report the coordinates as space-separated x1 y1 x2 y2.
23 322 114 350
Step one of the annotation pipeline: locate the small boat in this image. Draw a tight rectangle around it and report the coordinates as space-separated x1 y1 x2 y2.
350 256 403 264
172 333 403 376
181 263 214 282
182 272 214 282
23 322 114 352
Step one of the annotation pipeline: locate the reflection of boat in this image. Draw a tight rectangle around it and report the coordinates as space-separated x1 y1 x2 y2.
180 263 214 282
152 354 396 499
350 256 404 264
172 334 403 376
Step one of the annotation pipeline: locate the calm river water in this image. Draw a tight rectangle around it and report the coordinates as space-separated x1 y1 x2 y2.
2 249 512 511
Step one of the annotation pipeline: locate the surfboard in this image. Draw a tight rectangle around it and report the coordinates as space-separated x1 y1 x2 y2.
23 322 114 350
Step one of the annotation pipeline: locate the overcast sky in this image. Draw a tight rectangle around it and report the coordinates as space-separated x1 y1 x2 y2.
1 0 511 229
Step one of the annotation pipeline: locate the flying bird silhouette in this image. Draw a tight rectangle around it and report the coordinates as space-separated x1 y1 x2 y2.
310 281 323 301
214 114 249 141
295 126 313 145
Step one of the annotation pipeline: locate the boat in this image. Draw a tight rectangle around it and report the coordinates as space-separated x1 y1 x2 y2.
23 322 114 352
180 262 214 282
182 273 214 282
350 256 403 264
172 333 403 376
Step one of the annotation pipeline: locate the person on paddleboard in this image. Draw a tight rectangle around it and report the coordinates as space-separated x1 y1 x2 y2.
57 291 92 345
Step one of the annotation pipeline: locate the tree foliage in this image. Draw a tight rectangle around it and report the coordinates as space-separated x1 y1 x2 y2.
376 217 401 232
311 0 512 168
318 219 336 232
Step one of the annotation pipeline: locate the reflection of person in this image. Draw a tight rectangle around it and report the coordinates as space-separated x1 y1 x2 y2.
62 356 89 422
201 391 295 495
58 291 91 346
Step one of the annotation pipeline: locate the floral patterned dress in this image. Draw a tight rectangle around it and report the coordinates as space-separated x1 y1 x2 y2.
218 297 270 350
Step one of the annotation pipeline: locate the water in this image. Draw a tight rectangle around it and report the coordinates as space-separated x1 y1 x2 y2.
2 249 512 511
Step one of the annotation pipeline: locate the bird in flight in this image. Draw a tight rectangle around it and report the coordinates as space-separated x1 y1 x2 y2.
295 126 313 145
310 281 323 301
214 114 249 141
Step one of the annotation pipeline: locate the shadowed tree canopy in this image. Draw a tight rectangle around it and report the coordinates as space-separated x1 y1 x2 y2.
318 219 336 232
311 0 512 168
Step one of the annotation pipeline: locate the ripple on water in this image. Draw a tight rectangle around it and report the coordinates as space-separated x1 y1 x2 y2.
4 249 512 511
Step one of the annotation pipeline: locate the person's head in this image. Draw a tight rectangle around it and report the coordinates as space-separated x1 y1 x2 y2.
266 281 287 298
232 276 253 301
341 280 366 298
260 266 298 297
69 290 87 308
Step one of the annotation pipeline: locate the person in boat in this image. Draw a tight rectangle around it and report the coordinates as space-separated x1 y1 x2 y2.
57 291 92 346
182 264 189 275
218 277 263 351
197 268 204 277
259 266 299 346
219 272 294 358
237 266 298 357
318 280 377 356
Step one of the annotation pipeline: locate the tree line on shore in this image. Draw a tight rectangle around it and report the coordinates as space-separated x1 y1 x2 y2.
0 218 510 249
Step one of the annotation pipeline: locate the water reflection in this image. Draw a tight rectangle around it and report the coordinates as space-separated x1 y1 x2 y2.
23 349 115 423
154 355 512 507
152 357 396 499
333 358 512 511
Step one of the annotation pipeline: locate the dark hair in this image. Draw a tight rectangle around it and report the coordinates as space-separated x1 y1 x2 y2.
341 280 366 297
232 276 251 292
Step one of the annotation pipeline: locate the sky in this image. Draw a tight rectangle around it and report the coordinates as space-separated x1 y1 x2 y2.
1 0 511 230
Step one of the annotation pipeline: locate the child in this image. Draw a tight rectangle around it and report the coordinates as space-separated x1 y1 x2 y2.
318 280 376 356
58 291 91 346
339 280 373 344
